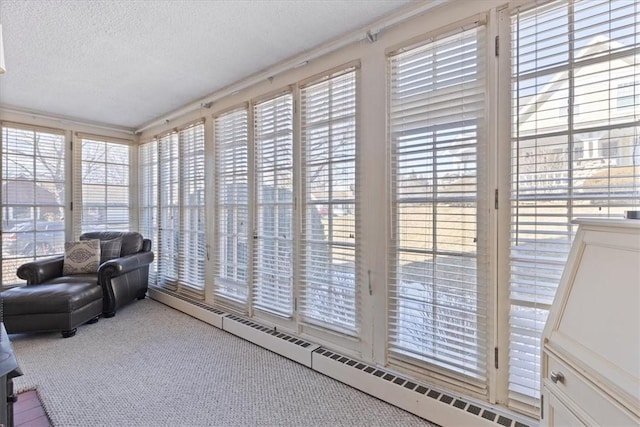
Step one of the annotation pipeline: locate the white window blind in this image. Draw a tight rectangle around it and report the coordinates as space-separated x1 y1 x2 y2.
139 140 158 285
178 123 206 297
509 0 639 414
253 93 294 316
300 67 359 335
74 136 130 237
157 132 180 290
150 125 206 296
1 125 66 287
214 108 249 303
388 24 488 391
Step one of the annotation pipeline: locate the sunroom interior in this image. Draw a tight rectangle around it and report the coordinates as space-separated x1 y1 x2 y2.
1 0 638 426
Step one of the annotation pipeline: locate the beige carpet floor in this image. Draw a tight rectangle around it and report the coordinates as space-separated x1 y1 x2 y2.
10 298 435 427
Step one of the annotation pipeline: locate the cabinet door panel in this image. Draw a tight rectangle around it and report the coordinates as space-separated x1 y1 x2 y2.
544 388 584 427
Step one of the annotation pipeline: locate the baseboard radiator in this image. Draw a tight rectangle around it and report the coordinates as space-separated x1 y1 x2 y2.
149 289 533 427
148 287 227 328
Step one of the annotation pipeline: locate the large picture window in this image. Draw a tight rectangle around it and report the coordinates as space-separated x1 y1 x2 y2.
139 140 158 284
178 123 206 296
509 0 639 414
253 93 294 316
146 124 206 296
157 132 180 289
214 108 249 303
1 125 66 286
300 67 358 335
388 23 488 392
74 135 130 236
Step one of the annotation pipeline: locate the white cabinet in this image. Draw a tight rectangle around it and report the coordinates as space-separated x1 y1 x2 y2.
541 218 640 426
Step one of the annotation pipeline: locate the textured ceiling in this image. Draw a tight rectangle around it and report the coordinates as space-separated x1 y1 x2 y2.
0 0 417 130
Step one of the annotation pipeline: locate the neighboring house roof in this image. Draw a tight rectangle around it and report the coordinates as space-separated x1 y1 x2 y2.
1 179 57 205
516 35 635 126
1 180 62 222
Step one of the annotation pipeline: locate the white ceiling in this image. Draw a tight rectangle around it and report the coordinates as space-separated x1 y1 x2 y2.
0 0 417 130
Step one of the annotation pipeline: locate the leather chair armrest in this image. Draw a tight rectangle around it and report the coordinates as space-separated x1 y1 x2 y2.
97 251 154 316
98 251 154 281
16 256 65 284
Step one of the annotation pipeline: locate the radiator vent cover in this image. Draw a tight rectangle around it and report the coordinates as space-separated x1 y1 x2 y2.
313 348 531 427
150 287 226 315
224 314 314 349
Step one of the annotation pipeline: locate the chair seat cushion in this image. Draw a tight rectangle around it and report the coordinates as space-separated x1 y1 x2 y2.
2 282 102 315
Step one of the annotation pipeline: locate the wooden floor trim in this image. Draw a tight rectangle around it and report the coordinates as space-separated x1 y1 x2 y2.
14 390 51 427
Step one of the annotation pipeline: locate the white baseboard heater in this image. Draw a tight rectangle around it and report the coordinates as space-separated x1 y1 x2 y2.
148 288 533 427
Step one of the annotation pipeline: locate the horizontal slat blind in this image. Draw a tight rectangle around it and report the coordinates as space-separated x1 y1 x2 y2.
139 140 158 285
1 125 66 287
178 123 206 297
74 136 130 238
253 93 294 316
388 23 488 392
157 132 180 291
214 108 249 303
300 67 359 335
509 0 639 414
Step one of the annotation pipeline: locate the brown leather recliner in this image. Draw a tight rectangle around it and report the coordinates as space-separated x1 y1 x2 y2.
16 231 154 318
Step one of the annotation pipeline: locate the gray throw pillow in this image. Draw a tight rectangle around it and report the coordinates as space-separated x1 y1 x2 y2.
63 239 100 275
100 238 122 264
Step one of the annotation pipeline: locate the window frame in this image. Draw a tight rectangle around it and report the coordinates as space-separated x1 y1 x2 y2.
73 133 133 237
252 91 296 318
299 64 361 339
502 0 640 416
1 123 68 287
142 123 207 298
387 19 490 398
213 106 251 308
139 139 159 285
